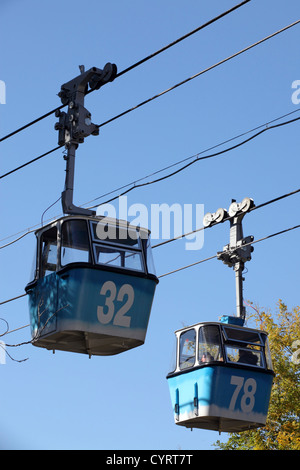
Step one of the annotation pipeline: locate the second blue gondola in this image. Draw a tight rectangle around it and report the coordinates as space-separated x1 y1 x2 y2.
167 317 274 432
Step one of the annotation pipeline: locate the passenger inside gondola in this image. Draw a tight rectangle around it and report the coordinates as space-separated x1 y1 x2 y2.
238 348 258 365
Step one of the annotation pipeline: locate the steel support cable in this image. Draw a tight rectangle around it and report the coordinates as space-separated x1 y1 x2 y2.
2 108 299 182
0 1 250 144
0 228 37 249
89 115 300 208
158 254 218 278
0 145 62 180
158 223 300 278
248 188 300 212
2 185 300 252
0 106 65 144
110 1 251 80
153 186 300 249
80 107 300 209
1 19 300 181
2 221 300 308
0 293 27 306
96 19 300 130
0 107 298 248
1 117 300 250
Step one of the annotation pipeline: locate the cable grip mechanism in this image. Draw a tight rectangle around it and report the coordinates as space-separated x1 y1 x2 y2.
204 197 255 322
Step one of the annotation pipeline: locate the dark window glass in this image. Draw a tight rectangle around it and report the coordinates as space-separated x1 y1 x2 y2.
40 226 57 277
223 327 263 345
90 221 140 249
198 325 222 363
61 220 91 266
94 245 143 271
179 329 196 370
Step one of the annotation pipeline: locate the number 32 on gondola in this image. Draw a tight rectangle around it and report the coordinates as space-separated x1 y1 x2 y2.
26 216 158 357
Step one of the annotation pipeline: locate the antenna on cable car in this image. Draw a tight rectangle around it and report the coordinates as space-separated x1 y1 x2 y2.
203 197 254 324
55 62 117 216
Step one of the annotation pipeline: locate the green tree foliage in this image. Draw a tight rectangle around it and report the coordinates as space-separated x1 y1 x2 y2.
214 301 300 450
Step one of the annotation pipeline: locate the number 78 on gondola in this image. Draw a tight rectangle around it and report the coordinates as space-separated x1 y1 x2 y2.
167 320 274 433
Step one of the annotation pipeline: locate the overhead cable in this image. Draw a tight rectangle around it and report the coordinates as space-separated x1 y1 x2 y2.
153 187 300 249
3 184 300 251
0 293 27 306
90 114 300 208
81 108 300 208
157 222 300 278
1 20 299 181
0 1 250 144
96 19 300 130
0 106 64 144
0 145 62 180
2 110 299 183
2 221 299 306
113 1 251 79
1 110 300 249
158 254 218 278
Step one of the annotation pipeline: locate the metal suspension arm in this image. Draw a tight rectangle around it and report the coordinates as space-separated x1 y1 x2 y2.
204 197 254 321
217 198 254 320
55 63 117 216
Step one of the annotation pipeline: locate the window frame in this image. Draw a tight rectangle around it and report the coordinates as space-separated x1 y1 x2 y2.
222 326 264 347
224 344 265 368
198 324 223 364
89 221 143 250
39 225 58 278
89 220 147 273
178 328 197 371
60 219 92 267
92 243 145 273
221 325 266 369
169 323 274 378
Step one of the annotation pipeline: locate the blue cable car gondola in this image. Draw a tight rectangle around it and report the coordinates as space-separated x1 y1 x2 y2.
25 215 158 356
167 197 274 433
166 317 274 432
24 64 159 357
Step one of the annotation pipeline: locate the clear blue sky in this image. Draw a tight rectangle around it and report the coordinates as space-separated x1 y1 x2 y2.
0 0 300 450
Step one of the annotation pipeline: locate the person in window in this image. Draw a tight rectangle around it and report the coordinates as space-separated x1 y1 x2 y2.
238 348 258 365
200 352 214 363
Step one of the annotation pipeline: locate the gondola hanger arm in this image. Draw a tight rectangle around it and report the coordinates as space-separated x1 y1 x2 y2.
55 63 117 216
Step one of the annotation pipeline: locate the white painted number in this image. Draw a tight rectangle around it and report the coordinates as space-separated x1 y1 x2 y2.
97 281 135 328
97 281 116 325
229 376 243 411
229 376 257 413
114 283 135 327
241 378 257 412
